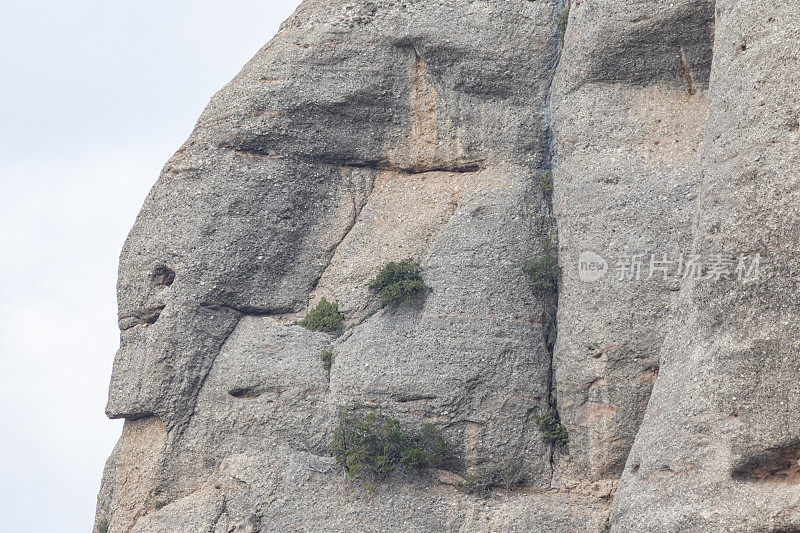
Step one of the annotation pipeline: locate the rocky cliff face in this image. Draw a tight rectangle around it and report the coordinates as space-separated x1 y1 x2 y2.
95 1 800 531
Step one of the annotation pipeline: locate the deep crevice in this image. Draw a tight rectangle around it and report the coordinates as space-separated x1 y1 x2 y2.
219 144 484 175
539 0 569 486
191 302 290 317
120 305 166 331
120 411 159 422
339 160 484 175
678 45 698 95
392 394 438 403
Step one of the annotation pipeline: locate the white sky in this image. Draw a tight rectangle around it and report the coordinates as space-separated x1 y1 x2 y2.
0 1 302 531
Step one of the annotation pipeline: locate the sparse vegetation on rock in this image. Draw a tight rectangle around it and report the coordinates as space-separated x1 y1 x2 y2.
526 239 561 294
536 170 554 194
332 409 446 491
534 408 568 446
368 258 431 306
457 469 494 498
321 349 334 372
457 458 525 497
556 3 570 42
299 298 343 332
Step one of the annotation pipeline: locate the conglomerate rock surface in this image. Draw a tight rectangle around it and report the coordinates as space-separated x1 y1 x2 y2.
95 1 800 531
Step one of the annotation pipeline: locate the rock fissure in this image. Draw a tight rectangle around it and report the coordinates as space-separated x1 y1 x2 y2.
542 0 569 486
219 145 484 176
119 305 166 330
338 160 485 174
208 493 227 533
174 313 243 437
305 177 375 303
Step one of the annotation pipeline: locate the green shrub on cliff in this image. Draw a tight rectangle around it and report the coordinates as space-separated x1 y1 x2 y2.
299 298 343 332
458 468 494 498
536 170 554 194
526 239 561 294
332 409 446 490
534 408 569 446
368 258 431 306
457 458 525 497
556 4 570 42
321 349 334 372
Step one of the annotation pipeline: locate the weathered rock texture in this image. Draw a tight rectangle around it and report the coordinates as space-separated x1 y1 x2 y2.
96 0 800 531
551 0 715 490
612 1 800 531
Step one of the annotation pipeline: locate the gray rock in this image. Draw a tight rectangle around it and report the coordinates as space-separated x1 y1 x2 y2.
96 0 800 531
98 0 588 530
551 0 713 487
612 1 800 531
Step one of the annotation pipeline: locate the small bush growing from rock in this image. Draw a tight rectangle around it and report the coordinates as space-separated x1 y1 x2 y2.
458 468 494 497
299 298 343 332
402 423 447 468
368 258 431 306
534 408 569 446
457 458 525 497
493 457 526 489
556 4 570 42
332 409 446 490
536 170 554 194
321 349 334 372
97 519 109 533
526 240 561 294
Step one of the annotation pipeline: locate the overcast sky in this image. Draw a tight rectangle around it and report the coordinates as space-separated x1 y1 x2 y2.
0 1 302 530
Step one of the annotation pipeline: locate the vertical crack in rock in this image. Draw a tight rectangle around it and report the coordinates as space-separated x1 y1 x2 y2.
550 0 717 495
307 174 376 301
172 311 243 443
209 493 228 533
541 0 569 483
544 0 569 170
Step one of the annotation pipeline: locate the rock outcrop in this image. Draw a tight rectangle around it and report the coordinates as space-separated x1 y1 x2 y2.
96 1 800 531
